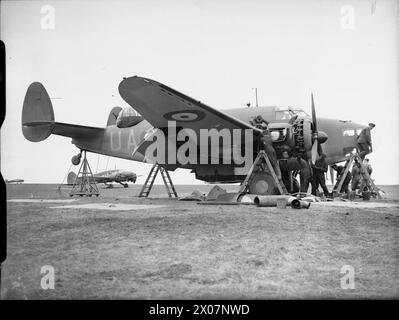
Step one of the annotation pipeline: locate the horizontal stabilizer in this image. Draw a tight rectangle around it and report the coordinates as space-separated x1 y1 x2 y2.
22 82 105 141
52 122 105 139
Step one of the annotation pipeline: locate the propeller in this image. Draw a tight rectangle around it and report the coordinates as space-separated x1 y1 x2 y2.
310 93 319 163
310 93 328 163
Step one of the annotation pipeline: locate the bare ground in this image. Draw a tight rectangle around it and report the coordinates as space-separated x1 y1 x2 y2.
2 186 399 299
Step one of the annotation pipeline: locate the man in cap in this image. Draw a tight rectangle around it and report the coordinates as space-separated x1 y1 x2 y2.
311 153 330 197
357 123 375 160
259 124 282 179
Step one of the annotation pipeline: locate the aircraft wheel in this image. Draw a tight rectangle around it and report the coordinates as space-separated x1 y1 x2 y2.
248 172 280 195
71 153 82 166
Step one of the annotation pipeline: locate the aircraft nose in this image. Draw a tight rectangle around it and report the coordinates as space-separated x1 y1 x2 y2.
317 131 328 144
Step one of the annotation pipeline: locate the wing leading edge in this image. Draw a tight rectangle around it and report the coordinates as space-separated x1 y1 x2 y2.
118 76 261 134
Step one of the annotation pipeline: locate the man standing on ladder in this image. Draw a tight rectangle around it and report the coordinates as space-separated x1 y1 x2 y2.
356 123 375 160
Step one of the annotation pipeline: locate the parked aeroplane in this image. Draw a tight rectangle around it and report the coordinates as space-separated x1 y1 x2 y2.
5 179 24 184
22 76 370 195
67 169 138 188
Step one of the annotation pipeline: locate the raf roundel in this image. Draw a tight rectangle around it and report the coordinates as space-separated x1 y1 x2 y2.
163 110 206 123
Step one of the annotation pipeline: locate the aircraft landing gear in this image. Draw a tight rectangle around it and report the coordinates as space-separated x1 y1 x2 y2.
71 152 82 166
69 150 100 197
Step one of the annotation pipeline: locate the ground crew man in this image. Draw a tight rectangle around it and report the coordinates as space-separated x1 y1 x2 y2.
351 159 361 192
358 158 373 192
332 164 352 194
356 123 375 159
259 124 282 179
311 153 330 197
297 156 311 193
279 151 291 191
363 158 373 176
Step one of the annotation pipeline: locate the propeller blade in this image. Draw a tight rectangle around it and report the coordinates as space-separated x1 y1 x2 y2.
311 140 319 163
311 92 317 134
329 165 335 185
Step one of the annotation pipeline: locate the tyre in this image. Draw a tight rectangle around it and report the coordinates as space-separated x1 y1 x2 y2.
248 172 280 195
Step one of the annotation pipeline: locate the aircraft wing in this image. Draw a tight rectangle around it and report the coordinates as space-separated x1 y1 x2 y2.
118 76 261 134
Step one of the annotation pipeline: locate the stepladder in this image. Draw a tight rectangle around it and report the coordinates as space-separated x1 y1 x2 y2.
238 150 288 196
332 153 382 199
139 164 178 198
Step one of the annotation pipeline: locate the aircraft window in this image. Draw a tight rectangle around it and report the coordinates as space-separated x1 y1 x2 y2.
277 109 309 119
276 111 291 120
270 128 287 141
342 129 355 136
356 128 362 135
294 110 309 117
270 131 281 141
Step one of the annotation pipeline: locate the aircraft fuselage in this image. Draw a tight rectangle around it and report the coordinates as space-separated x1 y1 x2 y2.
70 106 366 183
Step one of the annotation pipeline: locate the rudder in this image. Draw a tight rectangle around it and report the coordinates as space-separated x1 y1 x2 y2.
22 82 55 142
67 171 78 185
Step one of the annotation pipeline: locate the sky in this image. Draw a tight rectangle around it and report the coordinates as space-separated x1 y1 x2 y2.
1 0 398 185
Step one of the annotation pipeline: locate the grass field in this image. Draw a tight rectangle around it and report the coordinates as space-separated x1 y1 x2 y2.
2 184 399 299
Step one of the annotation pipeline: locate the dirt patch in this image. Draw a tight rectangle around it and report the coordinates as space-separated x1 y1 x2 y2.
2 186 399 299
8 199 79 203
312 201 399 209
49 203 167 211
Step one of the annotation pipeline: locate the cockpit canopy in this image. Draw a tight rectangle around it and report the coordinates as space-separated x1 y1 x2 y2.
116 107 143 128
275 107 310 121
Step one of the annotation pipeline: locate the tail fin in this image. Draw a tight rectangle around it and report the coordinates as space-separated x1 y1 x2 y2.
106 107 122 126
22 82 105 142
67 171 78 185
22 82 55 142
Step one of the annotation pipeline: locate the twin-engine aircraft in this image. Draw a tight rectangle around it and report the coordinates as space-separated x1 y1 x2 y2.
22 76 369 194
67 169 138 188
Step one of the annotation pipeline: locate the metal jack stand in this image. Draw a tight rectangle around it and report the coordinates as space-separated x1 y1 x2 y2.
139 164 178 198
70 150 99 197
238 150 288 196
